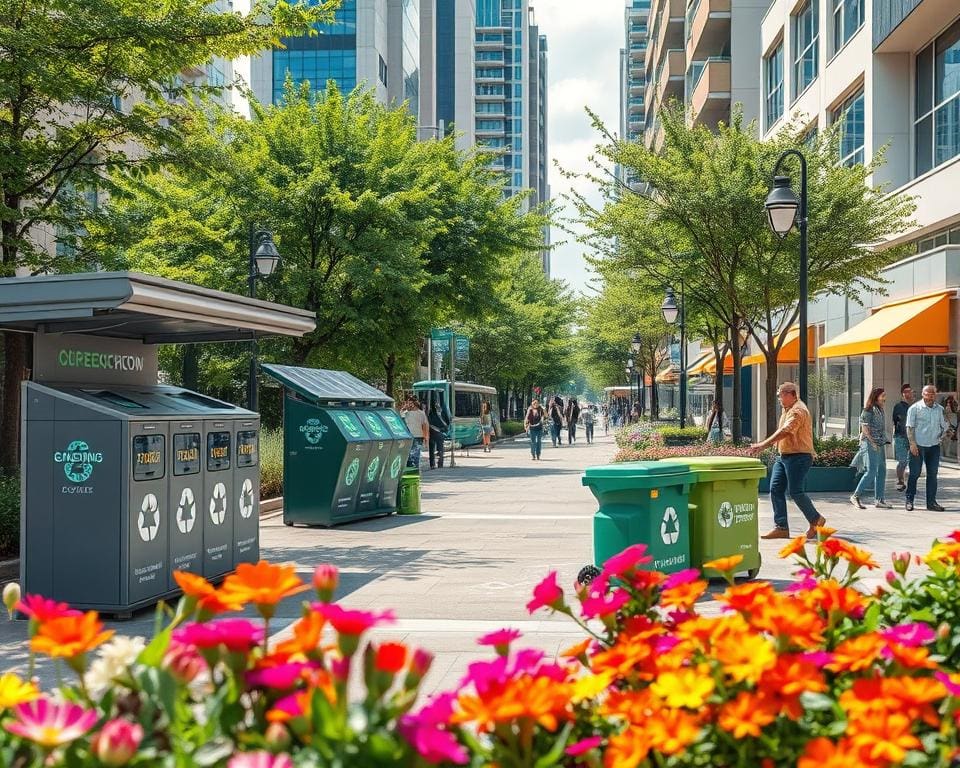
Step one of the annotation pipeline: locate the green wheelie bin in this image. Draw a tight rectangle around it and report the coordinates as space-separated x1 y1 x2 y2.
660 456 767 579
397 468 422 515
582 462 695 574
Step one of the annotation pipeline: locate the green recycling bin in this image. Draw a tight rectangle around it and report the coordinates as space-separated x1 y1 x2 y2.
660 456 767 579
397 469 421 515
582 462 695 574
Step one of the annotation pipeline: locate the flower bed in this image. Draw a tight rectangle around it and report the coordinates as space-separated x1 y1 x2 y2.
4 532 960 766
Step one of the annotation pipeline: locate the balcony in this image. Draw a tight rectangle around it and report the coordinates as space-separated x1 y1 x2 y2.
630 22 648 40
688 57 731 127
685 0 731 62
654 48 686 106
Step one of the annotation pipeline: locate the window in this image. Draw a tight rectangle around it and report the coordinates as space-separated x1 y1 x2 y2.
476 50 503 61
915 18 960 176
792 0 818 98
832 0 863 54
476 119 504 130
832 88 864 166
801 122 818 146
378 55 387 86
764 42 784 130
476 101 504 113
476 67 504 79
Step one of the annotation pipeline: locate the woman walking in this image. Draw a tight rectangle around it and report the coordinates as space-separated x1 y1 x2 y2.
565 397 581 444
943 394 959 460
480 400 494 453
705 401 724 445
524 398 546 460
851 387 891 509
548 396 564 448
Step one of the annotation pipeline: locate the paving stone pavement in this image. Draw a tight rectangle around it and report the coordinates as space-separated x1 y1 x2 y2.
3 431 960 696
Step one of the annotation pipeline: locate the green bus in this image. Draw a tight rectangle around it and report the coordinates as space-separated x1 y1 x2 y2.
412 380 501 447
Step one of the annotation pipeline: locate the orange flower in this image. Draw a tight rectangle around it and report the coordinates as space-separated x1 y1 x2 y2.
713 631 776 684
884 642 937 670
221 561 309 617
274 611 327 659
798 737 875 768
848 711 921 764
750 595 825 648
717 691 778 738
560 638 592 659
645 708 700 755
807 579 870 617
827 634 887 673
30 611 113 660
659 579 707 610
778 535 808 559
605 725 651 768
174 571 244 615
374 642 408 674
702 555 743 573
820 539 879 570
454 675 572 732
717 581 775 615
759 654 827 700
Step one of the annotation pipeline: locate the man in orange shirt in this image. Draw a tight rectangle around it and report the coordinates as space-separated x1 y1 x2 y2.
750 382 826 540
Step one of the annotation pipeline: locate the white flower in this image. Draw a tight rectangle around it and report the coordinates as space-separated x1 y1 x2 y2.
84 635 146 698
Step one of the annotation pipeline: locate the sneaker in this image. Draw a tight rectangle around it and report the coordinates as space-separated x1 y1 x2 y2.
761 527 790 540
896 482 906 492
928 502 946 512
875 500 893 509
850 495 866 509
906 501 914 511
805 515 827 540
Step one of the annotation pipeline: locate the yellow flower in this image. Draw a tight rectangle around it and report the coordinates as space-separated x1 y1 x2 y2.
0 673 39 709
714 632 777 684
571 671 613 703
650 667 715 709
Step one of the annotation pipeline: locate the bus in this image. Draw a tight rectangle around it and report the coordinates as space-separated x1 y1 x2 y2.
412 380 501 447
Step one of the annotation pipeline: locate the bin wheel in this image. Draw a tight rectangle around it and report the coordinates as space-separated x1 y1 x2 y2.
746 553 762 581
284 521 294 527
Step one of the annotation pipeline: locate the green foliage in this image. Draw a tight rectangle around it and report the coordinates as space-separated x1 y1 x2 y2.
259 429 284 499
0 472 17 557
812 435 859 467
499 419 526 437
658 425 708 445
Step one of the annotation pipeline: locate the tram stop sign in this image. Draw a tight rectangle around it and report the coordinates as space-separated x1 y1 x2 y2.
430 329 469 362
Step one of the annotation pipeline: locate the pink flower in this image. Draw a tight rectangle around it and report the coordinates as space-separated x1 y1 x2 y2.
882 623 936 647
653 635 681 654
4 698 98 748
228 751 294 768
312 565 339 600
566 735 603 756
477 628 522 649
526 572 565 613
662 569 701 590
172 618 265 652
601 544 653 577
801 651 835 667
400 694 469 765
311 603 395 636
246 661 316 690
411 648 434 677
935 671 960 696
163 641 206 683
91 719 144 766
269 693 306 721
15 595 81 622
580 588 630 619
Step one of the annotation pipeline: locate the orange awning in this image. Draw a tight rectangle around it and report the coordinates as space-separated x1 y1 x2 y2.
818 292 952 359
686 350 713 375
705 352 734 375
656 365 679 383
742 325 815 366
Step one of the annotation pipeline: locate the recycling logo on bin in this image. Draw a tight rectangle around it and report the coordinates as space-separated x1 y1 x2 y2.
239 478 255 519
300 418 328 446
660 506 680 545
366 456 381 483
390 455 403 479
717 501 734 528
209 482 227 525
55 439 103 483
176 488 197 534
138 493 160 542
344 458 360 486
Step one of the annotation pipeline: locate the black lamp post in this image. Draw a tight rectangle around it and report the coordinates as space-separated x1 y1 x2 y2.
661 283 686 428
765 149 808 404
631 332 642 415
247 224 281 412
626 356 635 413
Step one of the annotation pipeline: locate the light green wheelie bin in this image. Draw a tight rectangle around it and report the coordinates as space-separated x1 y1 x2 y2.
397 468 422 515
582 462 695 574
660 456 767 579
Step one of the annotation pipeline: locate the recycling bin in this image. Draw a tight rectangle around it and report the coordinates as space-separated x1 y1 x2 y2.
202 418 234 579
169 421 203 589
582 461 695 573
660 456 767 578
376 409 413 508
233 418 261 568
355 411 393 516
397 468 421 515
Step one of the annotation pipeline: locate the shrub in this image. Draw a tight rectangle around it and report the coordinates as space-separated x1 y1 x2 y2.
259 429 283 499
658 425 708 446
812 434 859 467
0 472 17 558
499 419 526 437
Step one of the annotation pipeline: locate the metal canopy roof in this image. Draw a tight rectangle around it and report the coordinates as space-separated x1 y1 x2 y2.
261 364 393 405
0 272 315 343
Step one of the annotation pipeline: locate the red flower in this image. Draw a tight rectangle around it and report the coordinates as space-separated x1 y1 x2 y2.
374 642 409 673
16 595 81 623
172 619 265 652
477 628 522 647
526 572 565 614
311 603 395 636
602 544 652 577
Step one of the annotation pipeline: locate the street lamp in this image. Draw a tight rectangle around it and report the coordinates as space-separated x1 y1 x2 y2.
247 224 281 412
765 149 808 404
661 283 686 428
626 356 635 413
631 332 642 354
631 332 642 414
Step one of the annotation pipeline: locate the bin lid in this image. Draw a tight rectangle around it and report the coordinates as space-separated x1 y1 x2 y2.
583 461 695 479
262 364 392 405
659 456 766 471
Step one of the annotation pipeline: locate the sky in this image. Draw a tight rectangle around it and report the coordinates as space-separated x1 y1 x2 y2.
533 0 623 296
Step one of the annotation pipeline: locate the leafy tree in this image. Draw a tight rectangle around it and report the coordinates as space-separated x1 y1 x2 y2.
0 0 330 468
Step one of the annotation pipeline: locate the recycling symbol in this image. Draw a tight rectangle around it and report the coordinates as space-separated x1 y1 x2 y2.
660 506 680 545
138 493 160 542
176 488 197 534
717 501 734 528
209 482 227 525
239 478 255 519
344 458 360 486
390 454 403 479
366 456 381 483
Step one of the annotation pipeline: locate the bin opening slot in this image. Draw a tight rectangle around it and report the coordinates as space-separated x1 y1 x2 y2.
207 431 231 471
86 390 147 409
133 435 165 480
174 433 201 476
237 430 258 467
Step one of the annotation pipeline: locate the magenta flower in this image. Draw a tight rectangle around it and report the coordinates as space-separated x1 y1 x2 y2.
477 628 522 648
882 623 936 648
173 618 265 652
91 719 144 766
580 588 630 619
601 544 652 577
15 595 81 622
4 698 98 748
935 671 960 696
566 735 603 756
311 603 395 636
270 693 306 721
801 651 835 667
246 661 316 690
228 751 294 768
662 568 701 590
526 572 564 614
400 694 469 765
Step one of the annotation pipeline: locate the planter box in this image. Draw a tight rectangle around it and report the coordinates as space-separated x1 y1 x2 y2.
758 465 857 494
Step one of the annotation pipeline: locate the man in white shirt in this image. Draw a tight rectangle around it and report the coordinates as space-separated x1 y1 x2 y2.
400 397 429 468
905 384 952 511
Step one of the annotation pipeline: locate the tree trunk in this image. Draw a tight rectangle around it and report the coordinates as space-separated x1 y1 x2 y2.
1 332 26 471
182 344 200 391
764 358 779 438
384 352 396 399
729 319 743 444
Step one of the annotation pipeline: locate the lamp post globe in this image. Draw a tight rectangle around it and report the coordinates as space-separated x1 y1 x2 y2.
254 235 281 277
764 175 799 237
661 288 679 325
631 332 642 354
247 226 281 412
626 356 635 370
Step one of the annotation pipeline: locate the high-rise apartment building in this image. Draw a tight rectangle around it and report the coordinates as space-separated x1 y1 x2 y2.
435 0 477 149
529 25 549 273
618 0 650 190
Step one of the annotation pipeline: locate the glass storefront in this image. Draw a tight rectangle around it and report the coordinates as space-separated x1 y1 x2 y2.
902 354 958 461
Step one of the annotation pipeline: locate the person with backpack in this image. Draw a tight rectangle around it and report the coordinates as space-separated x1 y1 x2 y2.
582 404 595 444
565 397 581 444
548 396 564 448
524 398 546 460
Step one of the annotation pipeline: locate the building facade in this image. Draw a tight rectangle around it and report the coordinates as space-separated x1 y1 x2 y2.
435 0 478 149
618 0 650 190
528 26 550 273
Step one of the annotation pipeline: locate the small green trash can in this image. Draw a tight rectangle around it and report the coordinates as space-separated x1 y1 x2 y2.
582 462 695 573
397 469 422 515
660 456 767 579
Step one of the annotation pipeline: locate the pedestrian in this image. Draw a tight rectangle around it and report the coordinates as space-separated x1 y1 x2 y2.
427 399 449 470
705 400 724 445
892 383 913 492
549 396 564 447
905 384 952 511
750 381 825 540
851 387 891 509
565 397 581 444
630 401 641 424
943 394 959 460
480 400 494 453
400 396 429 468
582 403 596 444
524 398 546 460
602 405 609 435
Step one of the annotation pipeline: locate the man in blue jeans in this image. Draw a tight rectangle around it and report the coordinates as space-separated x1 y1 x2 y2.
750 382 825 540
905 384 951 511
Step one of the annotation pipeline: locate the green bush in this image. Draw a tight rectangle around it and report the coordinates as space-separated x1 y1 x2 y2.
259 428 283 499
0 472 19 558
812 434 859 467
658 425 708 446
499 419 526 437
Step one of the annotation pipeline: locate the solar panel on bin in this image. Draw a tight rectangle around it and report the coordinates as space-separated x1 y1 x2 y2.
260 364 392 404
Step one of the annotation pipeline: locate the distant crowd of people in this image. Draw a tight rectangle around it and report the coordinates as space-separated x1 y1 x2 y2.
522 395 598 460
